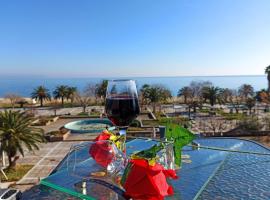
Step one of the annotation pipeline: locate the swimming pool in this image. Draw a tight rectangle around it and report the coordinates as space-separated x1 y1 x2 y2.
22 138 270 200
64 119 113 133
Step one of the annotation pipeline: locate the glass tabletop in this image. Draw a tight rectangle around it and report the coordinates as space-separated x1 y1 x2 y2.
22 138 270 200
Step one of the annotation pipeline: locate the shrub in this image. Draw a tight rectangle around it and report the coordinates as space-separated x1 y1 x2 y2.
129 120 141 127
239 116 263 131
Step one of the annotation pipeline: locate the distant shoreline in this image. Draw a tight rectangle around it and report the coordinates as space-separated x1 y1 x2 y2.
0 75 267 97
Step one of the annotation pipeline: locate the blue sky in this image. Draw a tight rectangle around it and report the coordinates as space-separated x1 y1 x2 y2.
0 0 269 77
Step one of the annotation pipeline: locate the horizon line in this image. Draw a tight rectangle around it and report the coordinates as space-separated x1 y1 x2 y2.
0 74 266 79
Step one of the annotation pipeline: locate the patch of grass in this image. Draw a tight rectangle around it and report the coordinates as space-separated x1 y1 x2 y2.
77 112 89 116
0 164 33 182
198 109 210 113
141 120 160 126
142 117 190 127
159 117 190 127
77 112 100 117
215 109 245 120
221 113 245 120
127 127 145 131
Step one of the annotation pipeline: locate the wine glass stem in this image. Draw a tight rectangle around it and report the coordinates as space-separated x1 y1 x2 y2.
119 128 127 153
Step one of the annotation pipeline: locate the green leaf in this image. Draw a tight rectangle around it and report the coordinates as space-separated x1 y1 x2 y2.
165 122 195 166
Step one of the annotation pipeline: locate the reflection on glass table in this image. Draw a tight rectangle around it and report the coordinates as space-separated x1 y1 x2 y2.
22 138 270 200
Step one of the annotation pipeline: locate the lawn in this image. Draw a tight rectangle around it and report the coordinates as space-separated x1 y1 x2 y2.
141 120 160 126
0 164 33 182
77 112 100 117
198 108 210 113
216 110 245 120
159 117 190 127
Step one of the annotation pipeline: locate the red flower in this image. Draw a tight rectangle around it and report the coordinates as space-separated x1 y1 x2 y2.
94 130 111 141
89 130 114 168
122 159 178 200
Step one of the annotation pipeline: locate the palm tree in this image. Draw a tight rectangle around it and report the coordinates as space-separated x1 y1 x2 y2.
66 87 77 106
204 86 220 107
143 85 171 113
95 80 108 103
0 110 45 169
177 87 192 104
31 86 51 107
53 85 68 107
238 84 254 99
218 88 233 104
265 65 270 92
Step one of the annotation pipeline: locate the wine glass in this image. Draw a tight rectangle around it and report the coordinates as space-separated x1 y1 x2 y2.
105 79 140 152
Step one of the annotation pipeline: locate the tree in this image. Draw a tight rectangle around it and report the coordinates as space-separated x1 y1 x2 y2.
189 81 213 109
50 100 61 116
177 87 192 104
16 98 28 108
143 85 172 113
239 115 262 131
95 80 108 103
53 85 68 107
4 93 21 109
85 83 98 104
203 86 221 107
0 110 45 169
66 87 77 106
203 118 228 136
182 81 213 115
31 86 51 107
265 65 270 92
140 84 151 106
218 88 233 104
245 98 256 114
239 84 254 99
228 89 242 113
75 91 91 113
256 89 270 103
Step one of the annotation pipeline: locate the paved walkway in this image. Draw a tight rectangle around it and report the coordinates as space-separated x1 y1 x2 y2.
0 106 104 116
38 118 77 133
16 141 81 186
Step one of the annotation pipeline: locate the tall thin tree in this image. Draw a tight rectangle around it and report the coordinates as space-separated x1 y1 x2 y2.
265 65 270 92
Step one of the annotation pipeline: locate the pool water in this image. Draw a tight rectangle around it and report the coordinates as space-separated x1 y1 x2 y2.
64 119 113 133
22 138 270 200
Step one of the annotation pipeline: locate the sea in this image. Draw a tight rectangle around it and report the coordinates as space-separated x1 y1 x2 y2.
0 75 267 97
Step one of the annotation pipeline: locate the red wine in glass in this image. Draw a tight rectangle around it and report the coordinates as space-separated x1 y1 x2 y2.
105 80 140 151
105 96 140 127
